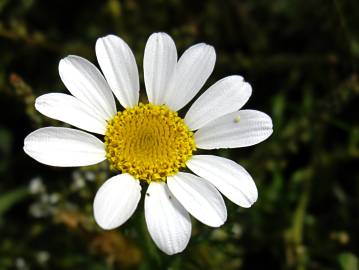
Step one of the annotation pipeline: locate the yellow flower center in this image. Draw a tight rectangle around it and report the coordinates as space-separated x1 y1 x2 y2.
105 103 196 183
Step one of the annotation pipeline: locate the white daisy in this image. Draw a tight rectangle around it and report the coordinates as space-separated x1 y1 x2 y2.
24 32 273 255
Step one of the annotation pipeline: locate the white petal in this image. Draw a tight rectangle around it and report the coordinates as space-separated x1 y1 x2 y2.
23 127 106 167
93 174 141 230
35 93 107 135
145 182 191 255
185 76 252 130
58 55 116 119
96 35 139 108
164 43 216 111
167 172 227 227
144 32 177 105
186 155 258 208
195 109 273 149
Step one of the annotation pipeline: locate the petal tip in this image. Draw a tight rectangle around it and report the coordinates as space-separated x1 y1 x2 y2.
94 218 117 230
163 247 186 256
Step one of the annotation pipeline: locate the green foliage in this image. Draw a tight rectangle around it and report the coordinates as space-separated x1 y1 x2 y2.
0 0 358 269
0 187 28 217
339 253 358 270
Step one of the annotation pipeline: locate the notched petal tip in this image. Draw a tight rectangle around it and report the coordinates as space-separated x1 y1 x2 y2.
149 32 171 38
23 139 30 155
96 34 119 42
59 55 82 65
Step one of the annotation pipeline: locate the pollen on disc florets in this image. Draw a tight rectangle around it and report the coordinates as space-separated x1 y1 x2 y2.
104 103 196 183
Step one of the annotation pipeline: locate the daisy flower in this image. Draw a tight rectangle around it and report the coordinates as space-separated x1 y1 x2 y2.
24 33 273 255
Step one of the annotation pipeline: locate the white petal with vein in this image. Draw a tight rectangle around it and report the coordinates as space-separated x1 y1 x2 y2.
145 182 191 255
167 172 227 227
96 34 139 108
144 32 177 105
164 43 216 111
185 76 252 130
58 55 116 119
195 109 273 149
187 155 258 208
23 127 106 167
94 174 141 230
35 93 107 135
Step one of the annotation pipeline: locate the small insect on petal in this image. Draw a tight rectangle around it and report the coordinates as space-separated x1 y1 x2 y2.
234 116 241 123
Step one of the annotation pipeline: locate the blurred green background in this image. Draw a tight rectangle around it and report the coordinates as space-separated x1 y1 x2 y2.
0 0 358 269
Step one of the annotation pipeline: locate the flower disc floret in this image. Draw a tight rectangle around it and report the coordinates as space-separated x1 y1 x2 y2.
105 103 196 182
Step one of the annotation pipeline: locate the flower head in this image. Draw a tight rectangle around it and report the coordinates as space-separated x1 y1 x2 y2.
24 32 273 255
